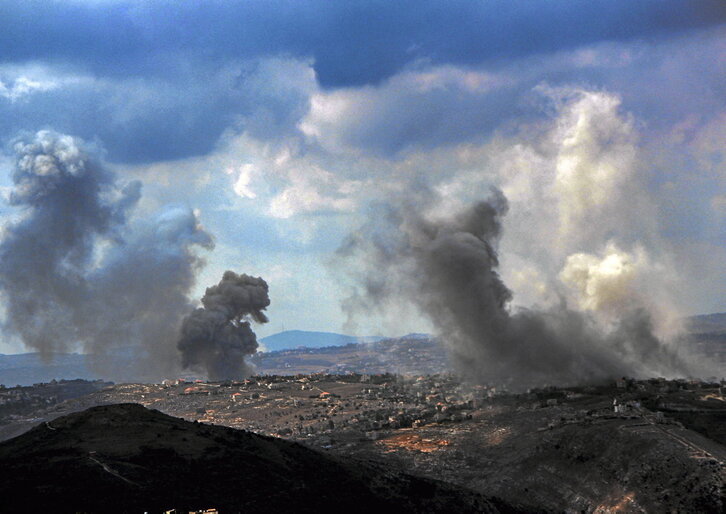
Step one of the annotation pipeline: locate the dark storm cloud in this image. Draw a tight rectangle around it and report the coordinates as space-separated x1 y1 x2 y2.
0 59 312 164
2 1 724 87
0 1 722 163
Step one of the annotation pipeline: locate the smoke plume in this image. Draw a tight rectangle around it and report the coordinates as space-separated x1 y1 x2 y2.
0 131 213 380
177 271 269 380
339 188 699 389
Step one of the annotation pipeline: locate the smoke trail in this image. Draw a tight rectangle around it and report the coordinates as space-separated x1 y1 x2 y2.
339 188 696 389
84 206 214 378
0 130 213 380
177 271 269 380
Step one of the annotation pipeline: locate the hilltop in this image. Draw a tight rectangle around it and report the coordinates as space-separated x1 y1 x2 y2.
0 403 505 513
2 375 724 512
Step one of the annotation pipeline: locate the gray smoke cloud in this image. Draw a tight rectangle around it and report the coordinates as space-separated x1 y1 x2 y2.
0 130 213 380
339 188 700 390
177 271 269 381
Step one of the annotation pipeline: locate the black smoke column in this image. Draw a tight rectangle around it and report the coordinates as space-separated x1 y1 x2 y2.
0 130 213 381
178 271 270 380
339 188 692 389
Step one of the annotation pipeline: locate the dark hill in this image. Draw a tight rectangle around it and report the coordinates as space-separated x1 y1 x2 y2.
0 403 503 514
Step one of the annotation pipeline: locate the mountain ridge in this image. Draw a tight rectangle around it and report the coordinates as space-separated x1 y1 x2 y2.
0 315 723 385
259 329 386 352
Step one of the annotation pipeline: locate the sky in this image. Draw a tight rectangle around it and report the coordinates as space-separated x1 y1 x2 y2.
0 0 724 354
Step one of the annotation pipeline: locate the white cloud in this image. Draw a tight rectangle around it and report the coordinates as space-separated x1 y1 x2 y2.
0 64 92 103
549 88 644 249
559 243 681 337
0 76 58 102
560 244 647 313
104 35 725 336
227 164 257 199
298 65 515 156
268 164 359 219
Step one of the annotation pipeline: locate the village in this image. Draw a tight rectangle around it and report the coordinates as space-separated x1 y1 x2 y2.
2 374 725 442
0 378 112 422
0 372 724 511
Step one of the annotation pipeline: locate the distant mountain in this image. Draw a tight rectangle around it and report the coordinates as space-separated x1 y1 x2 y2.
259 330 385 352
399 332 433 340
685 312 726 366
686 312 726 334
251 335 447 376
1 316 722 385
0 353 98 386
0 403 499 513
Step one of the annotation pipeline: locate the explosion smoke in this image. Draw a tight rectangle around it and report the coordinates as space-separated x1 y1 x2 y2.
177 271 269 380
340 188 698 389
0 131 213 380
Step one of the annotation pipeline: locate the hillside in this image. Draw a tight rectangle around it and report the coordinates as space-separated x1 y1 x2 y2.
0 403 504 514
2 376 724 512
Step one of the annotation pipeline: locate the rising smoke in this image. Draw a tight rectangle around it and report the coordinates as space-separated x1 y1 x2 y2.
339 187 700 389
337 89 717 389
0 131 213 380
177 271 269 380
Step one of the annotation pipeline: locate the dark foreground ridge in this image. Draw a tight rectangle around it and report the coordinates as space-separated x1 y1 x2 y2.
0 403 507 514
